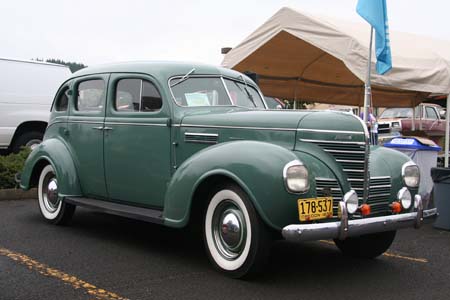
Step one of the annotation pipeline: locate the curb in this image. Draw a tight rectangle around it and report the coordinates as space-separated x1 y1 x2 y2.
0 188 37 201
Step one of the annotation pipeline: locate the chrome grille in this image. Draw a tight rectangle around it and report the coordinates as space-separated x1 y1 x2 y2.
316 178 343 217
301 139 368 201
368 176 392 214
377 123 391 134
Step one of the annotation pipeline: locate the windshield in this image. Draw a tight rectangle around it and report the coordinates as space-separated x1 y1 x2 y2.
380 108 419 119
170 77 265 108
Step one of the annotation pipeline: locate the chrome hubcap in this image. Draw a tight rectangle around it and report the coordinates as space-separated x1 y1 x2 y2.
212 201 246 260
42 173 59 212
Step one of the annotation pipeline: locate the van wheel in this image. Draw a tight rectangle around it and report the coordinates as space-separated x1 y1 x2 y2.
203 183 271 278
38 164 75 225
334 230 396 258
11 131 43 153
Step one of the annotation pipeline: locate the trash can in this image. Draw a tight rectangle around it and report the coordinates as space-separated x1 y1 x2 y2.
431 167 450 230
384 137 441 203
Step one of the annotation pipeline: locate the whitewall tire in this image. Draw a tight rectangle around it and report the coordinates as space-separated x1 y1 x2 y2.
203 183 271 278
38 164 75 225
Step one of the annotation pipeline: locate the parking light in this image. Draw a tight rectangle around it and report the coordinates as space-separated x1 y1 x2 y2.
360 204 371 216
390 202 402 214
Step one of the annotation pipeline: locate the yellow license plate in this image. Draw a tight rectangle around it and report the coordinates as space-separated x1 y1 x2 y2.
298 197 333 221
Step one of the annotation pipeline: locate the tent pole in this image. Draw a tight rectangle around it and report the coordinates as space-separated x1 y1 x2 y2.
363 27 374 124
445 94 450 167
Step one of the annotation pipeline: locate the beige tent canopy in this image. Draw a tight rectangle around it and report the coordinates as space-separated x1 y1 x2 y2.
221 7 450 108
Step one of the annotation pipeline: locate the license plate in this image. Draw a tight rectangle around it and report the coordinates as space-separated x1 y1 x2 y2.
298 197 333 221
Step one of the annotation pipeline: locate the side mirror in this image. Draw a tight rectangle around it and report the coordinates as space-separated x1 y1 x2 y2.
439 110 446 120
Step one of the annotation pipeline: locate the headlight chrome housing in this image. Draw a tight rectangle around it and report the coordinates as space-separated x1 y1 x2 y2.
283 160 309 193
402 161 420 188
343 190 359 214
397 187 412 209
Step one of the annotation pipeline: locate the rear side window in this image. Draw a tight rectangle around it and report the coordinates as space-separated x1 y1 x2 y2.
115 79 162 112
54 87 69 112
76 79 105 112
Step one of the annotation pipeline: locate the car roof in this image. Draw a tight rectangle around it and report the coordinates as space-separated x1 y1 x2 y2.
70 61 253 85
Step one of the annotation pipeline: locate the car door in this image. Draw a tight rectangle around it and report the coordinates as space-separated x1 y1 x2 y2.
425 106 442 136
67 75 109 199
104 74 171 208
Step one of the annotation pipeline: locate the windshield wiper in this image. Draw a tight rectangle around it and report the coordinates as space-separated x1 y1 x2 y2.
170 68 196 88
239 75 257 107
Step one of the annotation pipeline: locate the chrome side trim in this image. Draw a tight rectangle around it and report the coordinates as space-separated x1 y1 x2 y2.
185 132 219 137
297 128 365 135
68 120 104 125
104 122 167 127
299 138 365 145
282 196 435 242
184 132 219 144
180 124 297 131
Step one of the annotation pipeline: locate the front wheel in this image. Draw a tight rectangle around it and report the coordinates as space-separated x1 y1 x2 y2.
203 183 271 278
334 230 396 258
38 164 75 225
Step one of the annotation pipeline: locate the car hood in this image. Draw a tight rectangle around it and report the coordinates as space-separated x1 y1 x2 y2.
180 108 366 149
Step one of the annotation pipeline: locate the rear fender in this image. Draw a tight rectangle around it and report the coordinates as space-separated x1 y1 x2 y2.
20 138 82 197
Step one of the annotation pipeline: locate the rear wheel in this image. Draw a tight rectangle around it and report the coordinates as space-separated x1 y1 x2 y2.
334 230 396 258
38 164 75 225
203 183 271 278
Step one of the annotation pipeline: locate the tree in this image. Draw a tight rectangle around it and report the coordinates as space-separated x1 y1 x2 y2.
45 59 87 73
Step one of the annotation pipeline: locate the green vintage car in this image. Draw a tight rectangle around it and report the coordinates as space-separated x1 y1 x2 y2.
20 62 436 278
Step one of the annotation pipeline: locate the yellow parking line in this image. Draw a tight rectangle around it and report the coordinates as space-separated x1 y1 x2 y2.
0 247 129 300
382 252 428 263
319 240 428 263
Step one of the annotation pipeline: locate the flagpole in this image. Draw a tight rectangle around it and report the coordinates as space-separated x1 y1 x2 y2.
363 26 374 124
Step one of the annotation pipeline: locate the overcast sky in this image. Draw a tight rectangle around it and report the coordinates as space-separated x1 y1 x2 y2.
1 0 449 67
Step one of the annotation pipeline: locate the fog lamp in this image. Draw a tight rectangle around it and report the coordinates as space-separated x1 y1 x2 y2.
398 187 412 209
344 190 359 214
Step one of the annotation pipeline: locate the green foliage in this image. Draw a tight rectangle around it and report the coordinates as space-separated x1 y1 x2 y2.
34 58 87 73
0 148 31 189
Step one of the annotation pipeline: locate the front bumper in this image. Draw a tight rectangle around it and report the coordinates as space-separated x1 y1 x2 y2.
282 195 437 242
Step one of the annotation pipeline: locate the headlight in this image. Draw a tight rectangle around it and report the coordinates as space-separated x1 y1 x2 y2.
283 160 309 193
402 161 420 188
397 187 412 209
392 122 400 128
343 190 359 214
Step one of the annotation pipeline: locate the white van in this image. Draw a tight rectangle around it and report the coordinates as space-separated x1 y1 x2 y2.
0 58 71 153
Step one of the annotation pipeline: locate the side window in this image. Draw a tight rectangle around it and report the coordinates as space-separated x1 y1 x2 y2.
54 87 69 112
426 107 438 120
76 79 105 112
115 79 162 112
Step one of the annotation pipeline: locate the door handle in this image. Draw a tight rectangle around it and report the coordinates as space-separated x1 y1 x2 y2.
103 127 113 131
92 126 104 130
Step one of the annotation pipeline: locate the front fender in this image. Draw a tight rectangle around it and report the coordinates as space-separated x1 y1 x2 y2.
163 141 302 230
20 137 82 197
369 145 411 196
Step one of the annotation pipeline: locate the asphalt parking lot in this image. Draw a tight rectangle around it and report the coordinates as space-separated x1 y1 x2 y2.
1 199 449 300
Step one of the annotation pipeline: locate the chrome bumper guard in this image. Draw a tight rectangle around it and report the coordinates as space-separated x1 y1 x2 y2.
282 195 437 242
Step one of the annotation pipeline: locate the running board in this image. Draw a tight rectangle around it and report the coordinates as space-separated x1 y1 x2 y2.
64 197 164 224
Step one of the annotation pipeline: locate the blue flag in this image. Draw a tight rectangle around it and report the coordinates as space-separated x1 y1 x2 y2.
357 0 392 75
